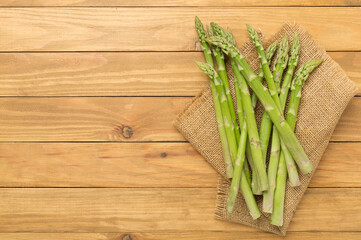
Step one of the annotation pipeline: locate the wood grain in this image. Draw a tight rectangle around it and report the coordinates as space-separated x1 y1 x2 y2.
1 232 361 240
0 188 360 232
0 8 360 51
0 97 189 142
0 97 359 141
0 52 359 96
1 0 360 7
332 97 361 141
0 142 214 187
0 142 360 188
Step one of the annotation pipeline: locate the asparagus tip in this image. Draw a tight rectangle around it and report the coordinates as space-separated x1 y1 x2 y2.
196 61 217 80
195 16 206 41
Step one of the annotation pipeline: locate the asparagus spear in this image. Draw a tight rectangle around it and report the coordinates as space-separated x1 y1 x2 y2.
240 170 262 220
226 110 247 213
252 41 278 195
287 59 323 132
271 58 322 226
207 25 240 142
254 40 279 106
246 24 282 110
279 34 301 187
197 61 238 165
286 59 323 172
195 17 233 177
270 150 287 226
235 62 269 191
272 35 289 93
257 41 279 164
262 35 289 213
226 57 250 212
206 35 312 175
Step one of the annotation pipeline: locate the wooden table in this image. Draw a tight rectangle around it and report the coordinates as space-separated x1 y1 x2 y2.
0 1 360 239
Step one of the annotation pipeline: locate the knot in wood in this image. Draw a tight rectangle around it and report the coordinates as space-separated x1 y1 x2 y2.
122 126 133 139
122 234 133 240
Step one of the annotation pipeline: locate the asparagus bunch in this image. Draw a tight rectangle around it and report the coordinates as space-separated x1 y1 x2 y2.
194 17 323 225
195 17 234 178
208 25 240 142
271 59 322 226
195 17 261 219
207 34 313 175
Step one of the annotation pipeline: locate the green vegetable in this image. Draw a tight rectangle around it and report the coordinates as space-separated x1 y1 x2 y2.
195 17 233 177
271 58 322 226
206 35 312 178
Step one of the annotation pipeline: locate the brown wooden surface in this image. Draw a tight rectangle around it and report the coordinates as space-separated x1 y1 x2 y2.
0 8 360 51
0 1 360 239
0 52 359 96
2 232 361 240
1 0 360 7
0 188 360 232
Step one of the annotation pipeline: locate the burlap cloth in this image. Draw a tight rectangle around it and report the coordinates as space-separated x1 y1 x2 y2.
174 22 358 235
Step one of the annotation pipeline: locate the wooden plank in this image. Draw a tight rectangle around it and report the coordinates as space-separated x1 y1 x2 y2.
0 142 215 188
0 142 360 188
0 52 359 97
332 97 361 141
1 232 361 240
0 97 359 141
0 8 360 51
0 52 207 96
0 188 360 232
0 97 189 142
329 52 361 95
1 0 360 7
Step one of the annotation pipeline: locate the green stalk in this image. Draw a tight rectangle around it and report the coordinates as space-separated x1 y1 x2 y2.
272 35 289 92
252 40 278 109
227 26 269 193
251 41 278 195
240 170 262 220
206 35 312 174
226 59 249 212
226 117 247 212
286 59 323 172
247 27 288 207
262 128 280 213
208 25 240 142
271 58 322 226
246 24 282 110
234 64 269 191
270 150 287 226
262 35 289 213
243 159 252 186
221 28 260 216
279 34 301 187
245 139 261 193
257 41 278 164
197 62 238 165
195 17 233 177
287 59 323 129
